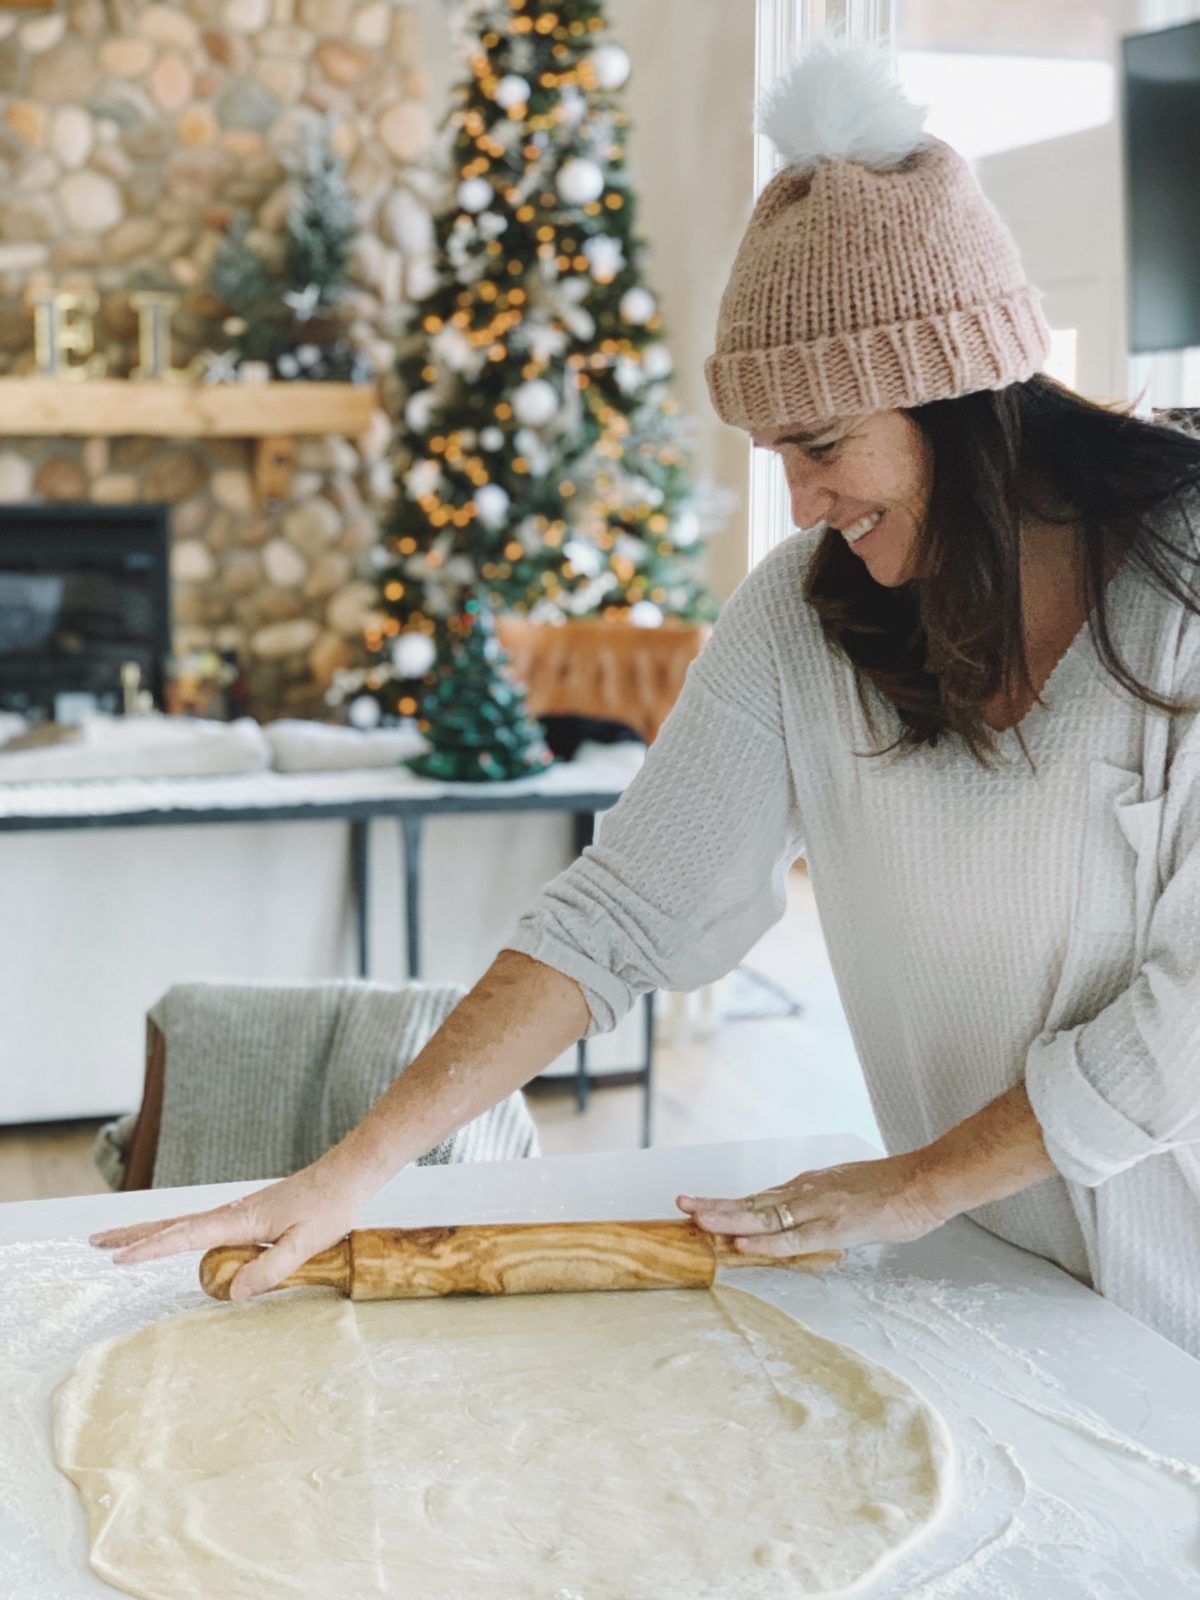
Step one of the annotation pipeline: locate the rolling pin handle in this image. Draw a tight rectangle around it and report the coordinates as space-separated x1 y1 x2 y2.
199 1238 353 1300
199 1244 261 1300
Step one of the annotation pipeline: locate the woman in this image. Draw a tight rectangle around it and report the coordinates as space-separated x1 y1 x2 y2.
95 46 1200 1353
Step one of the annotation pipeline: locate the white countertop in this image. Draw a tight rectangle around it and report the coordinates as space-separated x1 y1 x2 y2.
4 1135 1199 1598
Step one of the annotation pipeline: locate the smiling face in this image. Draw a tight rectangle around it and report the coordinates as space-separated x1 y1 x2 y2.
754 410 935 588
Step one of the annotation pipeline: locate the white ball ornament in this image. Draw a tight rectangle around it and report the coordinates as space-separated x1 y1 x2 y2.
560 88 587 126
494 74 531 111
404 458 442 499
475 483 512 528
404 389 436 431
629 600 664 629
457 177 493 214
430 323 475 375
614 357 642 396
563 539 603 578
591 44 631 91
582 234 624 281
642 343 673 380
511 377 558 428
556 157 605 206
348 694 382 729
620 287 656 326
671 508 701 548
391 631 437 679
480 426 505 451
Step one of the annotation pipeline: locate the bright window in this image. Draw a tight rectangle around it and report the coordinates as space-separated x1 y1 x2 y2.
1045 328 1080 390
895 52 1115 161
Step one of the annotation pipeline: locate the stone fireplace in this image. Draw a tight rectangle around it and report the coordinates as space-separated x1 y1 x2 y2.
0 409 389 717
0 0 438 719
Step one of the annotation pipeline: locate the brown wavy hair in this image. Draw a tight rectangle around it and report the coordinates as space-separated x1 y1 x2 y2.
804 374 1200 765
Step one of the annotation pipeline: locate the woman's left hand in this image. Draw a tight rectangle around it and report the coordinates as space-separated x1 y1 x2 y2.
677 1154 949 1256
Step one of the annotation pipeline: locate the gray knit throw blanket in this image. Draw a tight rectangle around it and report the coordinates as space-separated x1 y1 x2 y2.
95 979 539 1190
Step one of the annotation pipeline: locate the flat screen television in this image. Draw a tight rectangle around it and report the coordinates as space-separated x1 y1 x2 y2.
1123 19 1200 355
0 503 170 719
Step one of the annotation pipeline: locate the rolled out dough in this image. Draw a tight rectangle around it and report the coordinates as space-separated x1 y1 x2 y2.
54 1285 952 1599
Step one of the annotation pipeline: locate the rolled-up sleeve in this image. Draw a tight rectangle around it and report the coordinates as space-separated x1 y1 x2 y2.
503 556 806 1036
1026 743 1200 1187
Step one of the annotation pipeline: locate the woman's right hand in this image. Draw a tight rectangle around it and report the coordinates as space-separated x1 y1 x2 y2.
89 1149 379 1301
89 953 593 1302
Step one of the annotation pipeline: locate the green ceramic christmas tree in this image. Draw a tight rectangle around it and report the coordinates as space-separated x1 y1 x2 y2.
407 598 553 782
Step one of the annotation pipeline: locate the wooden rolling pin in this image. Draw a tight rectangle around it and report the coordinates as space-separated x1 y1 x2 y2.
200 1220 841 1301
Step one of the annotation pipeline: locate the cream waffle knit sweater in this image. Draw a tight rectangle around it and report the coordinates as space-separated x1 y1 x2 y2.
506 514 1200 1357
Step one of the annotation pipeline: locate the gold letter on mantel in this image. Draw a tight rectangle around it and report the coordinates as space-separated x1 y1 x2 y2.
131 291 190 383
25 289 107 381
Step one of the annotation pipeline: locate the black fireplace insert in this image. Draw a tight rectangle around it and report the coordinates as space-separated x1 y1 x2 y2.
0 503 171 719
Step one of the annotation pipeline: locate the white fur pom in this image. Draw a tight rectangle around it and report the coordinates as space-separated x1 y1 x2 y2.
759 40 929 175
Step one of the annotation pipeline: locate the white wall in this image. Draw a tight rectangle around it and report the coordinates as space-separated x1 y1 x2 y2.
606 0 757 600
977 124 1127 406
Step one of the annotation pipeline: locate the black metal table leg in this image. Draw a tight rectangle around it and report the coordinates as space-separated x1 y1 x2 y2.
572 810 596 854
351 818 369 979
575 1039 590 1112
571 808 596 1110
641 989 656 1148
400 814 424 980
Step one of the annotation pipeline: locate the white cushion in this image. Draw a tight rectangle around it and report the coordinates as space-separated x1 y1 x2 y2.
0 715 271 784
264 718 426 772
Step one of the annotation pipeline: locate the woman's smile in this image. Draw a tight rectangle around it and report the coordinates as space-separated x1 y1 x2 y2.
835 509 886 548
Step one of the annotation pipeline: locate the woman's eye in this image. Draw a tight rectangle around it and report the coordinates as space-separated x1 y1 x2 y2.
806 441 839 461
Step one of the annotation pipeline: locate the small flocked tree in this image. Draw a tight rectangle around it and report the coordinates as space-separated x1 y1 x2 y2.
206 119 367 382
342 0 721 729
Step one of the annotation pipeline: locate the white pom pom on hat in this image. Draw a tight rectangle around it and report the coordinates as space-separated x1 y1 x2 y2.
758 39 931 174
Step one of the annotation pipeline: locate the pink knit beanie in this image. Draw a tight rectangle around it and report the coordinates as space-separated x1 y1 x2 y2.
705 43 1051 437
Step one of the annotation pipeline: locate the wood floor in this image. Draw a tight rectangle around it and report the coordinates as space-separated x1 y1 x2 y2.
0 866 880 1204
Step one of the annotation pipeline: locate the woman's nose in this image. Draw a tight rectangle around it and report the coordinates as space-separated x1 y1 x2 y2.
783 462 835 530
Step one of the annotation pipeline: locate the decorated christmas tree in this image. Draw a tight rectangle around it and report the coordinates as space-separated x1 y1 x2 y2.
345 0 720 726
407 598 553 782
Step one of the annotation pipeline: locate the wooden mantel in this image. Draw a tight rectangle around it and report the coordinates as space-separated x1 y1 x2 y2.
0 377 377 439
0 377 381 504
